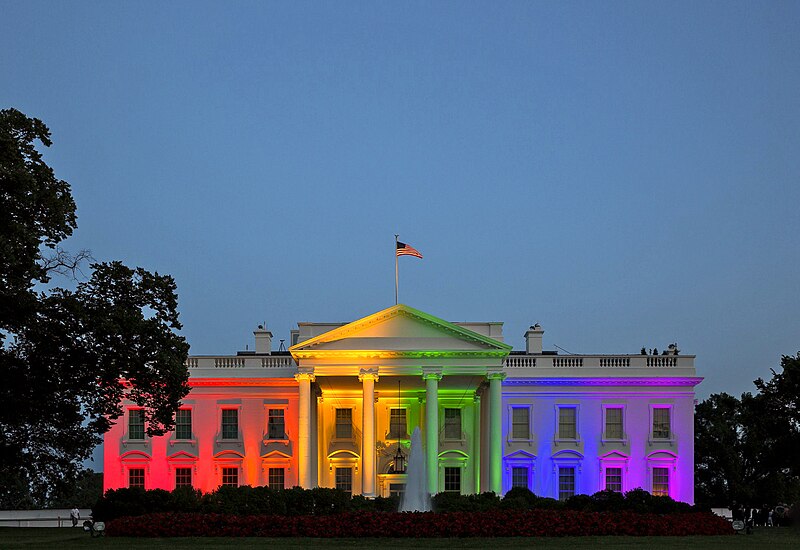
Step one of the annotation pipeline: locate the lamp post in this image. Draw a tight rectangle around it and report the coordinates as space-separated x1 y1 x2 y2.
393 380 406 474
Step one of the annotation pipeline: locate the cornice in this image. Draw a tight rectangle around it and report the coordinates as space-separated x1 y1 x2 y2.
189 378 298 387
290 349 510 360
503 377 704 387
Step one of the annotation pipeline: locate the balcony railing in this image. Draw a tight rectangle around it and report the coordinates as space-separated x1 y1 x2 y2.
503 354 693 369
184 352 690 372
185 355 296 370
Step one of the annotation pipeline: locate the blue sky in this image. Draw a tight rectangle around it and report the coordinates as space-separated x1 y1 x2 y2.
2 1 799 409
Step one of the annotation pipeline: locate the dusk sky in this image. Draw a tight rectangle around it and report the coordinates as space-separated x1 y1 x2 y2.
3 1 799 407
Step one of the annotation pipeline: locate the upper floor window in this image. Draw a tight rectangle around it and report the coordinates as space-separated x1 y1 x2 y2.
604 407 623 440
557 407 577 440
175 409 192 440
221 409 239 440
128 409 145 440
268 409 285 439
444 408 461 440
389 408 407 439
511 407 530 439
335 408 352 439
652 408 671 439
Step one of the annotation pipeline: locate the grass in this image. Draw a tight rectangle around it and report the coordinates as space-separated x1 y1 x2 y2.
2 526 799 550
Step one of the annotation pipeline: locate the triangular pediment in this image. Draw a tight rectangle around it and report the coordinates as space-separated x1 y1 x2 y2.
505 450 537 460
290 304 511 359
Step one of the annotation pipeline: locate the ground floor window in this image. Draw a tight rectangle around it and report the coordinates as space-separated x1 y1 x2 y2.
335 467 353 494
268 467 285 490
444 467 461 493
128 468 145 489
605 468 622 493
558 467 575 501
511 467 529 489
221 467 239 487
389 482 405 499
652 467 669 497
175 467 192 488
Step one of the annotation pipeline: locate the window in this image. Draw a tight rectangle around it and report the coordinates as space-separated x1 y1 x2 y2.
604 407 623 440
389 482 405 499
558 467 575 501
335 408 352 439
444 408 461 440
389 408 407 439
128 409 145 440
335 467 352 494
128 468 145 488
175 409 192 440
652 467 669 496
652 408 671 439
221 467 238 487
221 409 239 440
605 467 622 493
512 407 530 439
444 467 461 492
175 467 192 488
268 467 285 490
511 467 529 489
268 409 285 439
558 407 577 440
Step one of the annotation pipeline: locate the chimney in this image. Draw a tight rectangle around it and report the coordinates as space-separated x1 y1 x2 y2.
524 324 544 354
254 325 273 354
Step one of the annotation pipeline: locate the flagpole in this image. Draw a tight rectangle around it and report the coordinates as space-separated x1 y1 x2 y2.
394 234 399 305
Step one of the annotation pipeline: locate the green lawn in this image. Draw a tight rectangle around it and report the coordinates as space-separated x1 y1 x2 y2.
2 526 799 550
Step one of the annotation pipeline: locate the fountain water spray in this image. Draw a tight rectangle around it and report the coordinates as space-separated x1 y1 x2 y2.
400 426 431 512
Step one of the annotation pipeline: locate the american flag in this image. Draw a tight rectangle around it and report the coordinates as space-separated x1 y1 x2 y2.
396 241 423 259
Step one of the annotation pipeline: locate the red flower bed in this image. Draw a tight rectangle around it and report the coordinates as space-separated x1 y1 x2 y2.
106 510 733 538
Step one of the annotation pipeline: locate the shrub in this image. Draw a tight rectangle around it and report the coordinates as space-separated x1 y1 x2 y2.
106 510 735 538
93 488 175 521
431 491 500 512
309 487 351 515
564 494 595 511
93 485 697 521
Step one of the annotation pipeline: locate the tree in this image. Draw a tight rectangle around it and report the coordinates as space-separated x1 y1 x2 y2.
0 108 190 507
695 355 800 507
48 470 104 509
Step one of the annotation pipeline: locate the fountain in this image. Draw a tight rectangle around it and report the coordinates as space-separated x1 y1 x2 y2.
400 427 431 512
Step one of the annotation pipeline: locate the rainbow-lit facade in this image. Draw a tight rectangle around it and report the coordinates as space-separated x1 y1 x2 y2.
103 304 700 503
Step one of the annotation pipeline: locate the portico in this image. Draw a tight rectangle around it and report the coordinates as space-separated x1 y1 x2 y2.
288 304 512 496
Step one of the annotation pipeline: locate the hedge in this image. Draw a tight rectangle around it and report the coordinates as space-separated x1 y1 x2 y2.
93 486 702 522
106 509 734 538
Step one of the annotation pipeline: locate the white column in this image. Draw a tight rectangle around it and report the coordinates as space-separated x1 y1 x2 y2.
423 371 442 494
488 372 506 494
295 372 315 489
473 393 481 493
358 368 378 497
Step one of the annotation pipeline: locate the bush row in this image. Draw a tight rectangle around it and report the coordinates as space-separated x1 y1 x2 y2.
94 486 700 522
106 509 734 538
93 486 397 521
